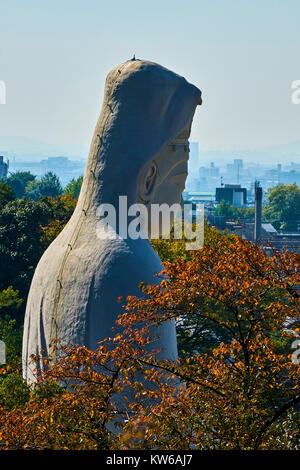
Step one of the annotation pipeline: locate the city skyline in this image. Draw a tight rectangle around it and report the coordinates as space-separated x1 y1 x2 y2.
0 0 300 158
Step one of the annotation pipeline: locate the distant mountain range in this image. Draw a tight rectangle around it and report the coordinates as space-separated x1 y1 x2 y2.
0 135 88 161
198 141 300 165
0 134 300 164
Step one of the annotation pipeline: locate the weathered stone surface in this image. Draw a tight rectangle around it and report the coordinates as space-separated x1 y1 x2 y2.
22 59 201 382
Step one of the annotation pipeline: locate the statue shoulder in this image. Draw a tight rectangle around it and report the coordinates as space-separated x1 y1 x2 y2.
101 238 164 287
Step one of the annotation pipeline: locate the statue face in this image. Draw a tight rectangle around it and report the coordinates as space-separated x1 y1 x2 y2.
138 137 190 238
151 144 189 208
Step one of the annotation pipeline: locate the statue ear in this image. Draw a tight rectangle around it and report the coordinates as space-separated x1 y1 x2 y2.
138 161 158 203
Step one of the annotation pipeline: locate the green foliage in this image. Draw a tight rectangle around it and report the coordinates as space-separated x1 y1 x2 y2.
0 287 23 364
25 172 63 200
32 380 64 402
151 225 239 357
151 237 189 263
203 223 237 248
40 193 77 222
151 226 293 358
0 316 23 365
40 193 78 247
0 183 15 209
0 287 23 310
238 206 255 219
64 175 83 198
1 171 36 198
0 198 52 320
0 372 30 410
151 223 235 265
215 199 254 220
215 199 239 219
263 183 300 231
0 191 77 326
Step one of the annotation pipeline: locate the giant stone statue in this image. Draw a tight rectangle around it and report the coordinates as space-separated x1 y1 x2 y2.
22 59 202 382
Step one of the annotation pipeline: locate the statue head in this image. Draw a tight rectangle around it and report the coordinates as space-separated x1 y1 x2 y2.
138 127 191 237
80 59 202 238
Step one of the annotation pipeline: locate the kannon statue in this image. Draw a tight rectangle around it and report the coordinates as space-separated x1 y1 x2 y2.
22 59 202 382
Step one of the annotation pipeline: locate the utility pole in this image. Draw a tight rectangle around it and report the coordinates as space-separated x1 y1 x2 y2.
254 181 262 243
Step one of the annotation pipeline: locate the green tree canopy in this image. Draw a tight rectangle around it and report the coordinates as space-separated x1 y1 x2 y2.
25 172 63 200
263 183 300 231
0 183 15 209
0 287 23 311
215 200 254 221
0 198 52 321
0 172 36 198
64 175 83 198
215 200 239 219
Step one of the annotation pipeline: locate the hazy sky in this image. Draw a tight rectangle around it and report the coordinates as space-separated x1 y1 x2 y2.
1 0 300 152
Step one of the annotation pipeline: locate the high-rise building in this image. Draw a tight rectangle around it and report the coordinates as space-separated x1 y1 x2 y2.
234 159 243 169
226 159 243 184
216 184 247 207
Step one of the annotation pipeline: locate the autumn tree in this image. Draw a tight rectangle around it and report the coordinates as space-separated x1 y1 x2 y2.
0 236 299 450
152 225 237 355
0 328 157 450
119 236 300 449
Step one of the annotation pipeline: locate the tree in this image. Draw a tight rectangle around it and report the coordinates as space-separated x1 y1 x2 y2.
0 171 36 198
0 287 23 365
125 236 300 357
119 237 300 449
0 198 52 321
0 192 77 325
64 175 83 198
0 237 299 450
0 316 23 366
39 193 78 247
0 373 31 411
215 199 238 219
0 287 23 312
263 183 300 232
0 333 152 449
151 221 237 351
215 200 254 221
0 183 15 209
25 172 63 200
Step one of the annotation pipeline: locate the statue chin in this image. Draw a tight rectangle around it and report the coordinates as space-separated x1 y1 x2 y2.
22 59 202 383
